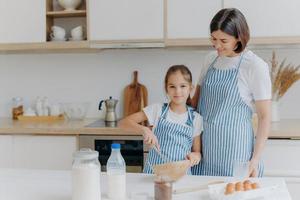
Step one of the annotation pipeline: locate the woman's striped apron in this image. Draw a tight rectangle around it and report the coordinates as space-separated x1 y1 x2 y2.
143 103 195 174
192 54 263 177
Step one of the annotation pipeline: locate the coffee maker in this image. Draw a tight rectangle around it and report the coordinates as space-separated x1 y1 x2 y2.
99 96 118 126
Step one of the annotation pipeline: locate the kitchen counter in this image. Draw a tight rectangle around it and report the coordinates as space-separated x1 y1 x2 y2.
0 169 292 200
0 118 139 136
0 117 300 138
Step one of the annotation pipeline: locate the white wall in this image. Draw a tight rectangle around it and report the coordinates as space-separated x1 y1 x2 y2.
0 48 299 119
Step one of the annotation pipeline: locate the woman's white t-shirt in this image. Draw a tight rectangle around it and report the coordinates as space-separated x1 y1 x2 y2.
197 50 271 111
143 103 202 137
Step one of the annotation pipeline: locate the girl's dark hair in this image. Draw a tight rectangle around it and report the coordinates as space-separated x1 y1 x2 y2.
210 8 249 53
164 65 193 105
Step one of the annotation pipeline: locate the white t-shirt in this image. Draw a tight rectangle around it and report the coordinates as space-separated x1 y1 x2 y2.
143 103 202 137
197 50 271 111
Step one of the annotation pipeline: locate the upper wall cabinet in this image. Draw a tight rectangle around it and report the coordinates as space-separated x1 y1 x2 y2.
167 0 222 40
224 0 300 38
88 0 164 42
0 0 46 43
166 0 222 46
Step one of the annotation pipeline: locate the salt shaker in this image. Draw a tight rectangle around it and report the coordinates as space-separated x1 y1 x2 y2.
35 96 43 116
72 148 101 200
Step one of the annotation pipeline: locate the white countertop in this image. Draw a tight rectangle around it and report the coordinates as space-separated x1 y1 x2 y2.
0 169 293 200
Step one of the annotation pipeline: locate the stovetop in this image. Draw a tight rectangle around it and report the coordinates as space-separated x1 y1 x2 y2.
85 119 118 128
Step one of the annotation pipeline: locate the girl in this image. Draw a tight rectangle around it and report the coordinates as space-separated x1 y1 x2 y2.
191 8 271 177
119 65 202 174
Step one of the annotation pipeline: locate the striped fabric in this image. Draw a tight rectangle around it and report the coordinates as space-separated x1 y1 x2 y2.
192 53 263 177
143 103 195 174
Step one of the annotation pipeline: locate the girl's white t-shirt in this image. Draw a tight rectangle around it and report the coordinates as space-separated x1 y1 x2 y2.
143 103 202 137
197 50 271 111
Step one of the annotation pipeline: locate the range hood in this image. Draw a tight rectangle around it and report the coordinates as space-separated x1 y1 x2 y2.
89 40 165 49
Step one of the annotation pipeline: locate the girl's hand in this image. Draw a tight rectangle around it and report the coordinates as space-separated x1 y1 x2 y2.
186 152 201 166
142 127 160 152
249 158 259 177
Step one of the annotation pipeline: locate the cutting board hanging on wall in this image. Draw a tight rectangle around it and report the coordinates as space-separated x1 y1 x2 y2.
124 71 148 118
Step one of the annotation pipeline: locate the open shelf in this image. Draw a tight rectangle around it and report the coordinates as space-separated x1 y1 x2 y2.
46 10 87 18
46 0 88 42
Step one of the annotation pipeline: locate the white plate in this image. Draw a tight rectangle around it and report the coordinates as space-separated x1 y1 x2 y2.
50 38 66 42
68 37 83 41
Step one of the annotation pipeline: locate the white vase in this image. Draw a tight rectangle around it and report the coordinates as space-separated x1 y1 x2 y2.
271 100 280 122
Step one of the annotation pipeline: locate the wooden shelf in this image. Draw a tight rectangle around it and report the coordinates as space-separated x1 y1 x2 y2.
46 10 87 18
165 38 211 47
0 41 101 53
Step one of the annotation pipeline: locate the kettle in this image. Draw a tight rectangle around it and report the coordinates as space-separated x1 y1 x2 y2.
99 96 118 122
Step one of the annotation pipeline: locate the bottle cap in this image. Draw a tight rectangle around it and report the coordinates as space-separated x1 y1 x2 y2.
111 143 121 149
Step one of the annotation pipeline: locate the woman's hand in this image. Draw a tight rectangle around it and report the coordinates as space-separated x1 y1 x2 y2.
186 152 201 166
249 158 259 177
142 127 160 152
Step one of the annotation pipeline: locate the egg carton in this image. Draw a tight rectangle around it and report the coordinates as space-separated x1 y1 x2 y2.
208 181 278 200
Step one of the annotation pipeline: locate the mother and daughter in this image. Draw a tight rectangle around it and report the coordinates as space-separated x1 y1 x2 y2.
119 8 271 177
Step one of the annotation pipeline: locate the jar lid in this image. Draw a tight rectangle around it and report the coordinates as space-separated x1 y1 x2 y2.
73 148 99 160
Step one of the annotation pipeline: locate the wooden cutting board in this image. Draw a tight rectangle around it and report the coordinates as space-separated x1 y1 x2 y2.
124 71 148 118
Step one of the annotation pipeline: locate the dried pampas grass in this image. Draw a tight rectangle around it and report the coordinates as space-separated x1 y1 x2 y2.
270 51 300 101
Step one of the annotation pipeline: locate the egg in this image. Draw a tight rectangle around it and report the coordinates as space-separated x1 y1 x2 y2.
234 182 244 192
251 182 259 189
244 183 252 191
235 184 244 191
225 183 235 195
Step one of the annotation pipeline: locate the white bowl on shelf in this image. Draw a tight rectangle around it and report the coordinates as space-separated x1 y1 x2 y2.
57 0 82 11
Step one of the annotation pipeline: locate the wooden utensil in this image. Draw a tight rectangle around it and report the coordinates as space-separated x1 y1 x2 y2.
173 180 224 194
123 71 148 118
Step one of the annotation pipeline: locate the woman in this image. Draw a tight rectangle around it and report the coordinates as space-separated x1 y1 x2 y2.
191 8 271 177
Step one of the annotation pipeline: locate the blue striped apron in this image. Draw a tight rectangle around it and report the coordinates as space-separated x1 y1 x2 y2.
192 53 263 177
143 103 195 174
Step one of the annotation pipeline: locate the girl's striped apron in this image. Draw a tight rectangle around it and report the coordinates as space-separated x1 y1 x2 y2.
143 103 195 174
192 54 263 177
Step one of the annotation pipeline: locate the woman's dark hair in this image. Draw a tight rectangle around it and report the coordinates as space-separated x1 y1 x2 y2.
164 65 193 105
210 8 249 53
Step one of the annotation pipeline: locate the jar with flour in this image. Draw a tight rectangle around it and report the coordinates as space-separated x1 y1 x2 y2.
72 148 101 200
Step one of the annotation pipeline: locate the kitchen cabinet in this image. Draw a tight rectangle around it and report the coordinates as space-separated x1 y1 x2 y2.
0 135 77 170
263 139 300 176
0 0 46 43
167 0 222 40
224 0 300 38
88 0 164 43
13 135 77 170
0 135 13 168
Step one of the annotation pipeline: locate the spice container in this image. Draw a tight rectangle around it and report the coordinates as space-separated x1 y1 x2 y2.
154 180 172 200
72 148 101 200
12 97 24 120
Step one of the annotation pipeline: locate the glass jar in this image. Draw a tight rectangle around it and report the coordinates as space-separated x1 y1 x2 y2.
72 148 101 200
12 97 23 120
154 180 173 200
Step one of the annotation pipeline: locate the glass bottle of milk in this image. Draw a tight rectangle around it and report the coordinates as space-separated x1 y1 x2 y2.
72 148 101 200
107 143 126 200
